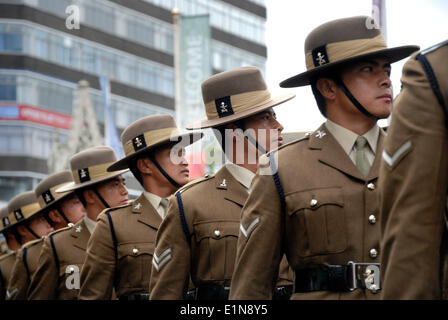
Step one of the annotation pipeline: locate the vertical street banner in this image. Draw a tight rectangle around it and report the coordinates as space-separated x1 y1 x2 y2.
177 14 212 130
99 76 124 159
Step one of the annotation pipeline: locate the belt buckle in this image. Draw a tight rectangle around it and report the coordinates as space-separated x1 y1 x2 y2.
347 261 381 293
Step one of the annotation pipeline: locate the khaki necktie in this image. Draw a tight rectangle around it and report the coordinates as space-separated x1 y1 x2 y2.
160 198 169 218
355 136 370 178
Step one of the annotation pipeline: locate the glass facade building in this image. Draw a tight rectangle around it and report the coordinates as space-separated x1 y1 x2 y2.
0 0 267 206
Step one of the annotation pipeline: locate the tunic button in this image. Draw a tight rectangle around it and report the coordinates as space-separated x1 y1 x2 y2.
214 229 221 237
310 199 318 207
367 183 375 190
368 215 376 224
369 248 378 258
133 248 139 255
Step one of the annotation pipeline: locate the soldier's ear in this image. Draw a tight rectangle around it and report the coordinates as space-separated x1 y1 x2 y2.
48 209 63 223
136 158 153 175
16 224 28 237
316 78 337 100
83 189 97 205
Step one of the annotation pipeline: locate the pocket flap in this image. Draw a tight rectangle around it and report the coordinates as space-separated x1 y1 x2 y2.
193 220 240 242
117 242 155 259
285 187 344 216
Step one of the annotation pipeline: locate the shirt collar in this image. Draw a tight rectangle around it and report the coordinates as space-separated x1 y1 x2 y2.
225 161 256 192
83 215 97 235
325 119 379 154
143 191 163 211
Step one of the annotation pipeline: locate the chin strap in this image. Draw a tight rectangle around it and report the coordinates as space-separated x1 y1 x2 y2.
24 223 40 239
92 188 111 209
234 120 267 155
335 77 379 120
148 154 182 189
11 227 23 245
56 206 71 224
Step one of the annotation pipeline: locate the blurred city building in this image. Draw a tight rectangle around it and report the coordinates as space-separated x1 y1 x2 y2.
0 0 267 206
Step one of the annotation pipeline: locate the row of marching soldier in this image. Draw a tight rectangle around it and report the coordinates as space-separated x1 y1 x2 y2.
1 15 447 300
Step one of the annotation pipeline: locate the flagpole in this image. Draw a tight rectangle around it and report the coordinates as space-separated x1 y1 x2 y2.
172 8 183 128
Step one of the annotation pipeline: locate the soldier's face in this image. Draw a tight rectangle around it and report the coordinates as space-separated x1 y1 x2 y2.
339 57 393 119
96 176 129 207
153 145 190 187
60 194 86 224
28 215 53 237
242 108 284 151
4 229 21 250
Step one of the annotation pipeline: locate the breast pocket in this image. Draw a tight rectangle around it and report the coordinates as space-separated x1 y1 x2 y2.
285 187 347 258
117 242 155 288
193 220 240 281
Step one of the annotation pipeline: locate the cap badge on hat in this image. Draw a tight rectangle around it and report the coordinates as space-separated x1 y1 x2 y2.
132 134 147 152
43 190 55 204
312 45 329 67
215 96 234 118
14 209 24 221
2 217 10 227
78 168 90 183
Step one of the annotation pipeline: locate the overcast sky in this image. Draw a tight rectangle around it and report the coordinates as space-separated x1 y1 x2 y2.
265 0 448 133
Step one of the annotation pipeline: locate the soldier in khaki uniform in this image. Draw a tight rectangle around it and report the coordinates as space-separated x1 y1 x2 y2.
0 206 21 300
6 191 53 300
150 66 295 300
379 40 448 299
27 146 129 300
79 115 200 300
27 170 86 299
229 16 419 300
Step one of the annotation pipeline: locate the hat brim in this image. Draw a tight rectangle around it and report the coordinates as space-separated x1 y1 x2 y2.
55 169 129 193
107 132 203 172
280 45 420 88
32 190 75 217
186 93 296 130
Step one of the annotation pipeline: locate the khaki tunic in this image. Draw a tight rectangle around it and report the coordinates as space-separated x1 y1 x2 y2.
7 238 43 300
79 194 161 299
380 43 448 299
27 219 90 300
0 251 17 300
229 124 385 300
150 166 292 300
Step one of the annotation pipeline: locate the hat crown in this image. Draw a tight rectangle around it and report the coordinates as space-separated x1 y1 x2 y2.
304 16 380 53
201 66 267 105
121 114 177 146
8 191 38 213
35 171 73 197
70 146 117 171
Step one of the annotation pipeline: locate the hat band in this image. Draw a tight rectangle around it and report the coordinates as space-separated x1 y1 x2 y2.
205 89 272 120
72 162 117 184
124 127 181 157
1 216 11 229
305 34 387 71
9 202 41 224
38 182 73 208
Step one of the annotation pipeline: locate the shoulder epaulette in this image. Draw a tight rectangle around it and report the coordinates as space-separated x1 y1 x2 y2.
23 237 44 249
270 133 311 155
48 224 73 238
0 251 15 262
420 39 448 56
104 202 132 214
175 174 215 195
